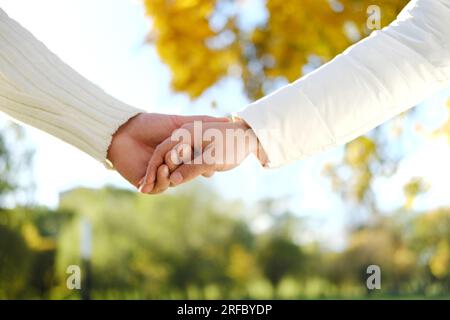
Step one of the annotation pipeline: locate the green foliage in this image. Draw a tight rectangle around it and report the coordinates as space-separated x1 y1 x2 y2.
0 223 31 298
0 207 69 298
0 123 34 205
258 237 303 295
2 185 448 299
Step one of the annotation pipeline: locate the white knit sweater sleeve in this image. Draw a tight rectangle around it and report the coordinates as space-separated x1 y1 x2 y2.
237 0 450 168
0 8 143 166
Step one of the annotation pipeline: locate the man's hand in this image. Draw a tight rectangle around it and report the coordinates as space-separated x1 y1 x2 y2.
139 119 268 194
107 113 228 190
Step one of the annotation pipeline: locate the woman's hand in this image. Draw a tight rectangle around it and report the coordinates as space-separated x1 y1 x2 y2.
139 119 268 194
107 113 229 189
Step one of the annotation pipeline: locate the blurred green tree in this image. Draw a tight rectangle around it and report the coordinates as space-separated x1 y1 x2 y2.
409 209 450 293
0 223 31 298
258 236 303 297
0 123 37 298
0 124 34 205
0 207 69 298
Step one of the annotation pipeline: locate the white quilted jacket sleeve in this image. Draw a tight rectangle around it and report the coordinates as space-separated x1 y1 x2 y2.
237 0 450 168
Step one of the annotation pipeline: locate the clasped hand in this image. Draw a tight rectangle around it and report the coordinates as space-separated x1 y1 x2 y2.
107 113 267 195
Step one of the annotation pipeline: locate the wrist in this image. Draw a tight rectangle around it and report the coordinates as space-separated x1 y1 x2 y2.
232 117 268 166
255 140 269 166
107 113 143 168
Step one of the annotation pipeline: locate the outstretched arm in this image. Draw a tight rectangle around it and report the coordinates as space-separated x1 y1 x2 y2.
238 0 450 168
143 0 450 192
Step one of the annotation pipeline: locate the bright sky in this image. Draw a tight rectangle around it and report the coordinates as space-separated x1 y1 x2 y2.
1 0 449 249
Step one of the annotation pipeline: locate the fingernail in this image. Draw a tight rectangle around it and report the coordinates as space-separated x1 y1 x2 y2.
170 172 183 185
140 183 154 194
170 150 181 165
162 165 169 176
